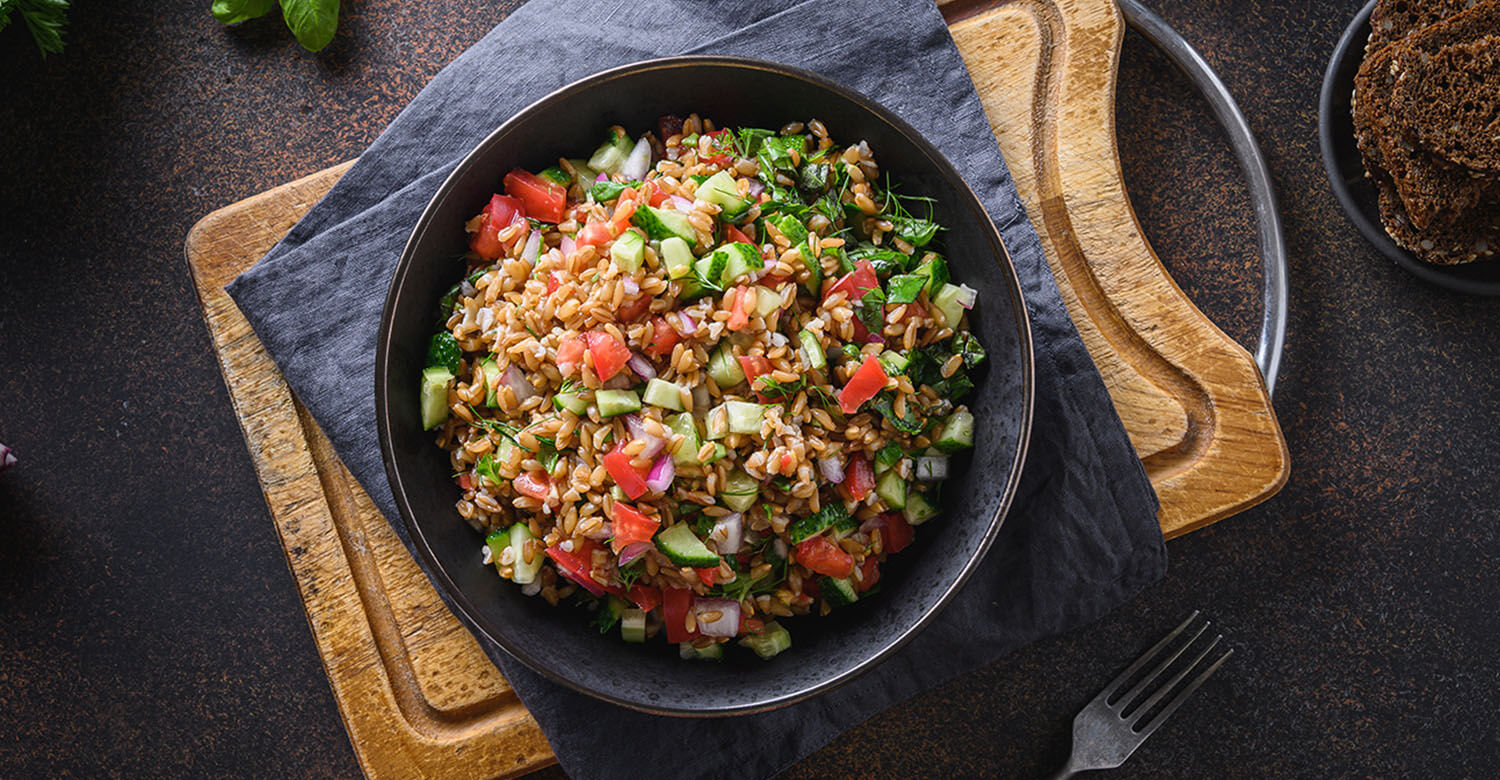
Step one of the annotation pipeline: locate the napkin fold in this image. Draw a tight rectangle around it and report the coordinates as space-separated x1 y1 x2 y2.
227 1 1167 777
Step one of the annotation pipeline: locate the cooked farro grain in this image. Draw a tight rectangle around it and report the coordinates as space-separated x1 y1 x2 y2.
417 114 985 661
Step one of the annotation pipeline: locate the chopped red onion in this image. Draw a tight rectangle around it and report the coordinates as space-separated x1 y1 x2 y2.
583 520 613 541
624 415 666 459
0 443 13 473
619 137 653 180
710 513 743 555
818 455 845 483
673 311 697 335
601 373 633 390
862 331 886 344
956 284 978 310
621 276 641 295
617 541 653 567
521 229 542 264
559 235 577 257
693 598 741 638
746 178 765 197
595 172 609 182
502 364 537 403
669 194 695 213
626 352 657 381
645 453 675 493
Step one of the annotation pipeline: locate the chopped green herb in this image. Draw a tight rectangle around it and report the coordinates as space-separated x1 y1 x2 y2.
953 332 987 369
871 392 926 435
856 287 886 336
885 274 927 305
616 561 645 589
589 179 643 203
874 443 904 472
425 332 461 373
474 453 503 485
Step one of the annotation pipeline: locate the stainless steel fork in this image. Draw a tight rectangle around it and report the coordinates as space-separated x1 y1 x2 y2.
1049 612 1233 779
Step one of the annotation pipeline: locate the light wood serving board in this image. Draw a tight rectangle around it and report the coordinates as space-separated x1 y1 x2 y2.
184 0 1287 776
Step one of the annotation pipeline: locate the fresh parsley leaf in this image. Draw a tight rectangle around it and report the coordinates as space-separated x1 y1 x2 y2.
425 332 461 374
211 0 275 25
616 562 644 589
280 0 339 52
733 127 776 158
588 179 642 203
474 453 502 485
886 274 927 305
10 0 70 55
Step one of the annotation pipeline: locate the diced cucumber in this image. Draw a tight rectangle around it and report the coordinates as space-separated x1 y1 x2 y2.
495 437 518 472
553 389 589 415
913 253 950 296
594 595 627 633
874 443 903 474
720 468 761 513
932 283 967 328
875 470 907 510
642 378 685 411
770 213 809 247
707 344 745 388
508 523 542 584
787 502 850 544
820 576 859 607
621 608 646 643
800 248 823 297
566 158 598 185
660 236 695 279
484 528 509 576
480 358 503 408
797 329 826 371
703 442 728 464
668 413 703 466
739 621 791 659
420 367 453 430
679 641 725 660
538 166 572 186
752 285 781 317
587 129 634 175
934 409 975 453
696 170 750 220
611 229 645 273
715 243 763 286
877 350 909 376
632 205 698 244
724 401 765 435
654 522 721 567
705 404 729 441
903 492 940 526
679 251 726 302
596 389 642 418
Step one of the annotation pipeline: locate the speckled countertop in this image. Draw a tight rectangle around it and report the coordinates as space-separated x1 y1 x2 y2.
1 1 1495 777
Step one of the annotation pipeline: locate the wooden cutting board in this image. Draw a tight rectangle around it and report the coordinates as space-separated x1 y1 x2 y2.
184 0 1287 776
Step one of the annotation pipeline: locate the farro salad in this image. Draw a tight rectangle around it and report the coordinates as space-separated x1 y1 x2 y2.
419 115 982 660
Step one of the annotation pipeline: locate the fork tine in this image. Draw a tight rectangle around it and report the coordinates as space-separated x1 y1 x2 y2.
1127 634 1222 724
1133 648 1234 741
1111 619 1209 711
1102 611 1200 702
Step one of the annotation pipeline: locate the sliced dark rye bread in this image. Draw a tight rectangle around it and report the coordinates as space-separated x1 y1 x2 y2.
1391 35 1500 174
1370 0 1500 228
1372 163 1500 264
1367 0 1482 53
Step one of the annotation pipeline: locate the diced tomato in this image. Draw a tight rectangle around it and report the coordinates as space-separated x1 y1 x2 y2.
576 218 617 248
726 286 751 332
795 535 855 579
872 512 915 554
547 271 563 295
701 129 733 166
627 584 662 613
513 472 551 502
724 223 755 246
584 331 632 382
456 473 474 491
839 452 875 502
470 194 525 260
694 567 718 587
503 169 567 223
602 443 649 500
616 294 652 323
739 615 765 636
737 354 770 385
609 503 660 552
825 259 879 302
546 540 606 597
555 335 586 374
855 556 881 593
641 181 669 208
663 587 699 643
646 316 681 357
838 355 888 414
610 195 638 232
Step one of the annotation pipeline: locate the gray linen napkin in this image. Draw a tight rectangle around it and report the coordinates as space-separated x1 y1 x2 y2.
227 1 1167 777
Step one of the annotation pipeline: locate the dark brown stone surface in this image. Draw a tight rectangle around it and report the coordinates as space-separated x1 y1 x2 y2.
0 1 1495 778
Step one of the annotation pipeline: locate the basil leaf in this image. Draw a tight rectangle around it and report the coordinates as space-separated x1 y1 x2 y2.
212 0 276 25
588 179 641 203
885 274 927 305
280 0 338 52
891 216 941 247
874 443 904 472
797 162 830 195
871 392 926 434
856 287 886 336
425 332 461 374
953 332 987 368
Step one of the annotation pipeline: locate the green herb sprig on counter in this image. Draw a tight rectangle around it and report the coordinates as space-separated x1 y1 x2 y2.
1 0 71 57
210 0 338 53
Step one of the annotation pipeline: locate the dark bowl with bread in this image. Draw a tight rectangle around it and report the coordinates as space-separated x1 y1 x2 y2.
1320 0 1500 295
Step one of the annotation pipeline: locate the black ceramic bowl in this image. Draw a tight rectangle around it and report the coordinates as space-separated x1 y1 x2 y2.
1319 0 1500 295
376 56 1035 716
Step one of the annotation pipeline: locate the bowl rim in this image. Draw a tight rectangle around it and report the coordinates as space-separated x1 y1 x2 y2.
375 54 1036 716
1318 0 1500 296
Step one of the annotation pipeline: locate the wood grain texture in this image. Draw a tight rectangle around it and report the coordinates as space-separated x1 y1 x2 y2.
182 0 1286 774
